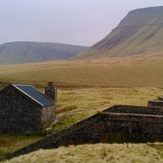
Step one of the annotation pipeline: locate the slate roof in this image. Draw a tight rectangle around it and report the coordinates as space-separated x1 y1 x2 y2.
11 84 54 107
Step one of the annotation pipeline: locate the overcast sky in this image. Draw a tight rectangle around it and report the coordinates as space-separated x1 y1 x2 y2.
1 0 163 46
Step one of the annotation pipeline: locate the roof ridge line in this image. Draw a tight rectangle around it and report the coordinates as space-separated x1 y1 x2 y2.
12 84 44 107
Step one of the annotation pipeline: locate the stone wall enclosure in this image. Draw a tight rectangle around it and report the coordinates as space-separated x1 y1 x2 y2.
1 105 163 161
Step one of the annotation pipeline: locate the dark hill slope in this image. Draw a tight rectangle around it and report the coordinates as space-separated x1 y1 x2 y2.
0 42 88 64
74 6 163 59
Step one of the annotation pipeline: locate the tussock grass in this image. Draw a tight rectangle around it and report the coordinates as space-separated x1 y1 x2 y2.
5 143 163 163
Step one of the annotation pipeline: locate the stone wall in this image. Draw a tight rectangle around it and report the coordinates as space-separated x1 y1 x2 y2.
103 105 163 114
2 105 163 161
158 96 163 101
41 105 56 130
148 100 163 107
148 95 163 107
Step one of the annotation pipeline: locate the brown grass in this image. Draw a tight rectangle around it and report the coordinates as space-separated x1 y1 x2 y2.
4 143 163 163
1 86 162 157
1 56 163 162
54 87 163 131
56 105 77 114
0 56 163 88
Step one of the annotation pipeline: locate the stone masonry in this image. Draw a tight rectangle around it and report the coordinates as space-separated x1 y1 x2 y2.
2 105 163 161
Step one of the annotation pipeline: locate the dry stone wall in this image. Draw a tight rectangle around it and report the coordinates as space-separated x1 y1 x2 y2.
148 95 163 107
2 105 163 161
41 105 56 130
148 100 163 107
103 105 163 114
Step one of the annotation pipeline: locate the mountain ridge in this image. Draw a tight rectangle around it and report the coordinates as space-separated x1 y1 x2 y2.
73 6 163 59
0 41 88 64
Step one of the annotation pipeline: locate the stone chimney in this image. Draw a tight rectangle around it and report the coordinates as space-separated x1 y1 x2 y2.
45 82 57 102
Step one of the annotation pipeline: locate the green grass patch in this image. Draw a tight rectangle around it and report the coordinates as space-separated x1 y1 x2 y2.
0 134 43 157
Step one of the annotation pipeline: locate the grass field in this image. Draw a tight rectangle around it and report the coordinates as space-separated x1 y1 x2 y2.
55 87 163 131
4 143 163 163
1 86 163 162
0 56 163 88
0 135 42 158
0 56 163 162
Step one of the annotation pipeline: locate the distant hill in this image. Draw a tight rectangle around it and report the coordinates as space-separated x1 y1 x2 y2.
73 6 163 59
0 42 88 64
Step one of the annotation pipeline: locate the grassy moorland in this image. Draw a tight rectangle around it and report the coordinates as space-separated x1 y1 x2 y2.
0 55 163 88
4 143 163 163
55 87 163 131
1 86 163 160
0 56 163 162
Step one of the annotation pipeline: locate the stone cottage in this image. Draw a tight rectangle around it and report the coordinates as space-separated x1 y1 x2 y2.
0 83 56 134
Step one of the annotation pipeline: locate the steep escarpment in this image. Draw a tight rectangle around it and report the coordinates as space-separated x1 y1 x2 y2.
74 6 163 59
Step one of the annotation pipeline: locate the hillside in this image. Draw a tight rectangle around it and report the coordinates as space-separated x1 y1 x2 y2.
0 42 88 64
73 6 163 59
0 56 163 88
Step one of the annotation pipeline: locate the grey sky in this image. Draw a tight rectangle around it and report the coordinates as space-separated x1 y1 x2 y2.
1 0 163 46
